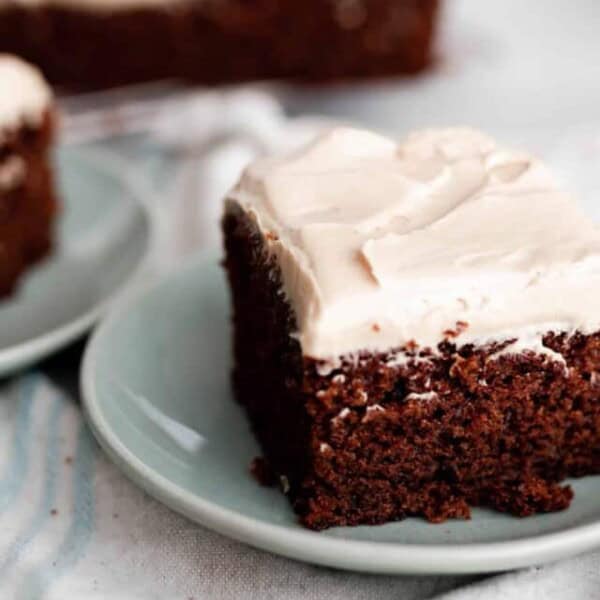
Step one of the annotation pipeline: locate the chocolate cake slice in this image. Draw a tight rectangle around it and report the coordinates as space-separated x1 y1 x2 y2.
0 0 438 89
223 126 600 530
0 54 57 297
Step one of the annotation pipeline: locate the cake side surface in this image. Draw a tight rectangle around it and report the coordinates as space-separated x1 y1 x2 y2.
0 55 57 296
223 203 313 491
0 0 438 88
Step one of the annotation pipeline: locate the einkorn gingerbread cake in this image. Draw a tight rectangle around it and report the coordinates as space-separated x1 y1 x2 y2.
0 55 57 297
0 0 438 89
223 127 600 530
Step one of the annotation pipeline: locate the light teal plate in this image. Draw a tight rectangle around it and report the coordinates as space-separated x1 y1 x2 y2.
82 256 600 574
0 147 153 376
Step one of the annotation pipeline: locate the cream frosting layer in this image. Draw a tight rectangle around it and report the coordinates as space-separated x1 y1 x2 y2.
227 126 600 360
0 54 51 133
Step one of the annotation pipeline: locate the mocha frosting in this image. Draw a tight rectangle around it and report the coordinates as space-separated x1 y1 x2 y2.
226 127 600 360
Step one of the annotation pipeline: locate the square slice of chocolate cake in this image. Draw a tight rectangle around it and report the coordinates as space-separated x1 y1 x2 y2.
0 54 57 297
223 126 600 530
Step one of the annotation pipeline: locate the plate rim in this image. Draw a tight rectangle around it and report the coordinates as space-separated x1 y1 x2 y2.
81 254 600 575
0 147 157 376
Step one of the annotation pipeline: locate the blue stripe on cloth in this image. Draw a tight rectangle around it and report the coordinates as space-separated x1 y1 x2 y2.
0 375 39 513
18 423 97 600
0 392 64 576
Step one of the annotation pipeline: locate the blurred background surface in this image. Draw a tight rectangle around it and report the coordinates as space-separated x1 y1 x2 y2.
282 0 600 134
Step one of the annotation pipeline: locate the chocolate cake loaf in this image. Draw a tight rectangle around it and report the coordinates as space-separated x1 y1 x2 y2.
0 54 57 297
223 126 600 530
0 0 438 89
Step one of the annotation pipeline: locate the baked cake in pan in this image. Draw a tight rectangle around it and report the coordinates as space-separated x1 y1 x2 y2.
0 54 57 297
0 0 438 89
223 126 600 530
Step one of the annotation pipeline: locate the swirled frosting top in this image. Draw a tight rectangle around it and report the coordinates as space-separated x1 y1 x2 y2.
227 127 600 359
0 54 51 133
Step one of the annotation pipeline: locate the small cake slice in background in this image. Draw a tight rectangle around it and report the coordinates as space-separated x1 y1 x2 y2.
223 126 600 530
0 54 57 297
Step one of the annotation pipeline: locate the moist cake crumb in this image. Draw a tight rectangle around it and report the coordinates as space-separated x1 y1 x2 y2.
250 457 277 487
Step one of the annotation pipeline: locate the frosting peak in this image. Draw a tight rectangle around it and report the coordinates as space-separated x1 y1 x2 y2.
227 126 600 359
0 54 51 134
